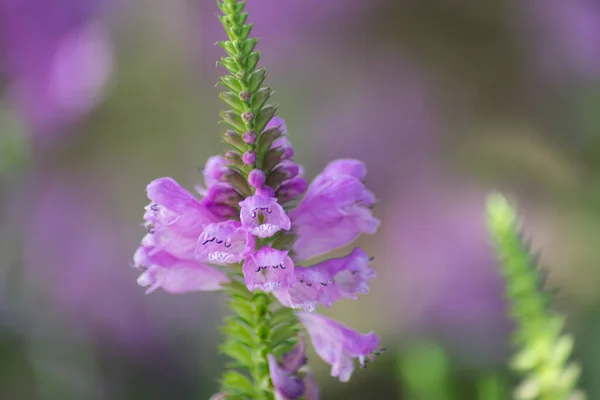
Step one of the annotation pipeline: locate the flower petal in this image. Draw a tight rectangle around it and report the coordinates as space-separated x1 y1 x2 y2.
240 194 291 238
268 354 305 400
274 248 375 311
297 313 380 382
291 162 379 260
136 258 229 294
243 247 296 292
196 220 254 264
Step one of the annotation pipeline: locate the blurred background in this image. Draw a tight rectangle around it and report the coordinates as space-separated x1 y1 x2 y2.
1 0 600 399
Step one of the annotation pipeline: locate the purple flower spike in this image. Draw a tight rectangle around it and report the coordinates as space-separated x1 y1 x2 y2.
274 248 375 311
239 194 291 238
297 313 381 382
268 354 305 400
291 159 379 260
243 247 295 292
143 177 220 260
135 248 229 294
196 220 254 264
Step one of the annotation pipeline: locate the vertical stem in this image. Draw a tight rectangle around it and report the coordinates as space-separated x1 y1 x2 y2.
215 1 300 398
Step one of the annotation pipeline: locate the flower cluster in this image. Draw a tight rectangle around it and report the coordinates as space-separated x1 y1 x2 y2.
133 0 382 398
134 120 382 397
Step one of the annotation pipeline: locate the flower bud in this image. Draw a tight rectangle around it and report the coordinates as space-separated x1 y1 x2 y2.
248 169 266 188
277 177 308 203
242 151 257 165
267 161 300 189
243 131 257 144
241 111 255 123
256 186 275 197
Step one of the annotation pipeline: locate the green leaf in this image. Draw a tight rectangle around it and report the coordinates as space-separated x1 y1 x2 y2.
251 87 272 113
220 91 246 113
222 318 256 347
270 323 298 349
248 68 267 93
220 110 246 133
244 51 260 71
220 341 254 368
254 105 278 134
222 371 255 395
229 300 255 324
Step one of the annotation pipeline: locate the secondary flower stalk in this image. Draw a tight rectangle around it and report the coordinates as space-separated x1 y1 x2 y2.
132 0 382 398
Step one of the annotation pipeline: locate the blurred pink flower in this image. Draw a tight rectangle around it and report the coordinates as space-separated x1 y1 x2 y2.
0 0 113 135
316 60 441 196
388 178 511 365
522 0 600 81
23 173 152 344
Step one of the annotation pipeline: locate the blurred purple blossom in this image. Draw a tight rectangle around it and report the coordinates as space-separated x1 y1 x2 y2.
317 60 440 196
0 0 113 136
522 0 600 81
388 178 511 365
22 173 153 345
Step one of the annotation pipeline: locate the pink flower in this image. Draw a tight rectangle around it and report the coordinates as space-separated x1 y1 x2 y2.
276 177 308 204
239 194 291 238
196 220 254 264
199 182 242 219
268 354 305 400
0 0 113 135
142 177 220 260
196 156 230 195
135 247 229 294
274 248 375 311
291 159 379 260
133 177 233 294
297 313 381 382
242 247 295 292
267 338 319 400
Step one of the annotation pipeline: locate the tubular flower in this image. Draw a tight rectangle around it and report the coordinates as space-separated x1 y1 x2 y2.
141 177 221 260
274 248 375 311
297 313 383 382
290 159 380 260
239 193 291 238
134 247 229 294
196 220 254 264
242 247 296 292
132 2 381 397
268 339 320 400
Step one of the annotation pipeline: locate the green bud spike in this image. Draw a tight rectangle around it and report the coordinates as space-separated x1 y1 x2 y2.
215 2 302 399
486 193 585 400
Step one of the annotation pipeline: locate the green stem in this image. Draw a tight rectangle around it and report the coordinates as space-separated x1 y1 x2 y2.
214 1 301 398
220 277 299 399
